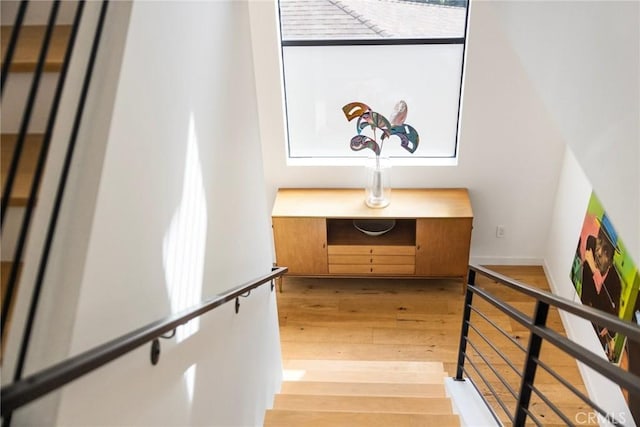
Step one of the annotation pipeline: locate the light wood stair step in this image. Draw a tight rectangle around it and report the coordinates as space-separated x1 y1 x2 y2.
283 359 445 374
1 25 72 72
269 359 459 426
273 394 453 414
283 369 447 384
279 381 447 398
1 133 43 206
264 410 459 426
1 261 21 361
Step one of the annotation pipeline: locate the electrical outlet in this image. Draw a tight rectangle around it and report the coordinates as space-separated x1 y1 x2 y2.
496 225 506 238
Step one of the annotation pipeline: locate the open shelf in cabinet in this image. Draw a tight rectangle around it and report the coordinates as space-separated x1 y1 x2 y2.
326 218 416 246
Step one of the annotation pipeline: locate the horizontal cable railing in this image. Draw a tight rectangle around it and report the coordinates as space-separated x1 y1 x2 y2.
0 266 287 417
456 264 640 427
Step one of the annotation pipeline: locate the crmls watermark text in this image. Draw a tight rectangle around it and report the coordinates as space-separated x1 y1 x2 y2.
575 411 626 424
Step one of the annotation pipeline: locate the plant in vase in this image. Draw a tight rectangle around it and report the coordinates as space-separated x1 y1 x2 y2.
342 100 420 208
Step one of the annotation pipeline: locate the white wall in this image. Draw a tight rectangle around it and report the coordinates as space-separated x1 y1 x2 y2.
8 1 281 426
250 0 566 265
495 0 639 267
496 1 639 424
496 0 640 299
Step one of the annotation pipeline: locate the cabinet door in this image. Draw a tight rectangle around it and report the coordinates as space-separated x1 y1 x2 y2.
272 217 328 275
415 218 472 277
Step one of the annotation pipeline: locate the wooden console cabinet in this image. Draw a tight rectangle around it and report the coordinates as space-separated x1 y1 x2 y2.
272 188 473 286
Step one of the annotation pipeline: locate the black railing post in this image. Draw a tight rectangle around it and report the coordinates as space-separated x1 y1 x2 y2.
514 300 549 426
9 0 110 409
455 268 476 380
1 0 86 349
1 0 62 228
1 0 64 227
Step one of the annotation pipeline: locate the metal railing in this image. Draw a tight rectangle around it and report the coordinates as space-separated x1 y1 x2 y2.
456 264 640 426
1 0 101 370
2 0 113 422
1 4 111 424
0 266 287 419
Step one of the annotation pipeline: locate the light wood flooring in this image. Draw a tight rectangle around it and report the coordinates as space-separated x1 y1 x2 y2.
276 266 595 426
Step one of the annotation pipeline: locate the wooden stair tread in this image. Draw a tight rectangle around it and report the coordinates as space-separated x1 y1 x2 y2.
279 381 447 398
283 359 445 374
283 369 447 384
1 25 72 72
269 359 458 425
273 394 453 414
1 262 17 312
1 261 21 361
264 410 459 426
1 133 43 206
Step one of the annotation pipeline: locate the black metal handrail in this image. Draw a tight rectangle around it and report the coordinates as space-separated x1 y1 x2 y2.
456 264 640 427
0 266 287 417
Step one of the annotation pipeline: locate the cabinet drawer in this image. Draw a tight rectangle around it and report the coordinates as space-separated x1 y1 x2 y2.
328 255 371 265
329 255 415 265
373 255 415 265
328 245 415 256
328 264 416 275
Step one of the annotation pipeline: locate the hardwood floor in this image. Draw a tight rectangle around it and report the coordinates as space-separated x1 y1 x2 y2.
276 266 594 426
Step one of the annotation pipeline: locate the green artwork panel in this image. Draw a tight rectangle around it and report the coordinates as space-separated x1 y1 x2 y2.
570 192 640 365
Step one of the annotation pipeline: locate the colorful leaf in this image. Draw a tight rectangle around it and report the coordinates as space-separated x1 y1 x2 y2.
358 111 391 135
350 135 381 156
342 102 371 121
389 100 408 126
388 124 420 153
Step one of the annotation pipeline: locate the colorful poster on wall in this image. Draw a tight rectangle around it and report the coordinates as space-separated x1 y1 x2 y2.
570 192 640 365
622 295 640 423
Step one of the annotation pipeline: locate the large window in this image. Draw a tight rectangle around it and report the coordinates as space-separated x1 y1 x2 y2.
278 0 469 163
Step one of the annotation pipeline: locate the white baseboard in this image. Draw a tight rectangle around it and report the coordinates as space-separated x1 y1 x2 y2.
469 256 543 266
445 377 500 426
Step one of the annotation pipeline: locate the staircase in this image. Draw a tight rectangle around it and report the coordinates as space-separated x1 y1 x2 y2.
265 359 460 426
1 0 78 360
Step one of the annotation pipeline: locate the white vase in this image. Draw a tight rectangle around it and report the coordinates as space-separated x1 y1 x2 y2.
365 156 391 208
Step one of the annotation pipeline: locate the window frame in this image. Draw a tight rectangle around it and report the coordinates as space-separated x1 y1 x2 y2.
277 1 471 165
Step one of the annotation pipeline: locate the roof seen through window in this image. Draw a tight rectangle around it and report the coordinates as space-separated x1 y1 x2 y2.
279 0 468 41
